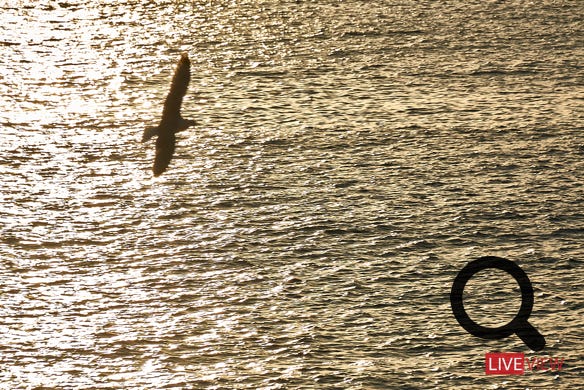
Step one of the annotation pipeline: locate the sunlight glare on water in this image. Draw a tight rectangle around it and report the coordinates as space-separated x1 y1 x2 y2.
1 0 583 388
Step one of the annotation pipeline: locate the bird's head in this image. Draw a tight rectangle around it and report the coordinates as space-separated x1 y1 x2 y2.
178 118 196 132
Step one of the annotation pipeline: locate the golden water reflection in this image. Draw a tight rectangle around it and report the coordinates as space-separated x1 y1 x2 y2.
1 0 583 388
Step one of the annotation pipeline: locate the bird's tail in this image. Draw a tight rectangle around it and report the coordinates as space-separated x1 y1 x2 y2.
142 126 159 142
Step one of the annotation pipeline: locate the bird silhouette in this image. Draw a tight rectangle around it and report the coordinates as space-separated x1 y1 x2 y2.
142 53 196 176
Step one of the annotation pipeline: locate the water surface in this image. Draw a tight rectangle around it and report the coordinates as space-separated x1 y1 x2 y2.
1 1 583 388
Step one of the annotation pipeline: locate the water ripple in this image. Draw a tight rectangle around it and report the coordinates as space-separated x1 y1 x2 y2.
1 0 582 388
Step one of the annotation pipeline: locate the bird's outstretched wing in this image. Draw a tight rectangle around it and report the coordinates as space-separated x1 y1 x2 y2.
153 132 176 176
161 53 191 121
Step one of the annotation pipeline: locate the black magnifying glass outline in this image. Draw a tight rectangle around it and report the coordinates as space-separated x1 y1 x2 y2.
450 256 546 351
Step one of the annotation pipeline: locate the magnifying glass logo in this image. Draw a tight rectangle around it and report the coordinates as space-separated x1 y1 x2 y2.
450 256 546 351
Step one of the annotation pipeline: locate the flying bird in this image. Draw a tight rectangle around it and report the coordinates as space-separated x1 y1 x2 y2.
142 53 196 176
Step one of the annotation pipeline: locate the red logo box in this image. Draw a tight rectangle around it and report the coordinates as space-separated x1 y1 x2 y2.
485 352 525 375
